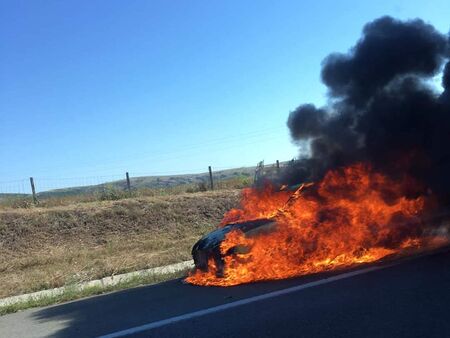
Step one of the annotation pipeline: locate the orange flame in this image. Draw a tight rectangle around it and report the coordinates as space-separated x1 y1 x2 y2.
186 163 447 286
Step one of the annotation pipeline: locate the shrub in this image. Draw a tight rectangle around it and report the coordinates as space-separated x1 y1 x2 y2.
97 185 129 201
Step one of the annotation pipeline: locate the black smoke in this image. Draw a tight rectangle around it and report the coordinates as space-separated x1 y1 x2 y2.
285 16 450 203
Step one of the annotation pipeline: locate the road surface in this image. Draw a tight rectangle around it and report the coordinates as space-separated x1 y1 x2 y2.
1 247 450 338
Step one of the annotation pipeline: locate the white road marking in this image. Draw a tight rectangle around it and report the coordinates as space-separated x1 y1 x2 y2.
98 263 391 338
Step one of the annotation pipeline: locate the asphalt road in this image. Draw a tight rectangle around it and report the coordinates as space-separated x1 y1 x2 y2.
1 248 450 338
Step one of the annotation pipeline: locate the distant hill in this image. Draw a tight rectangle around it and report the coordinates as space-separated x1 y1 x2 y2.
0 193 28 201
36 166 260 198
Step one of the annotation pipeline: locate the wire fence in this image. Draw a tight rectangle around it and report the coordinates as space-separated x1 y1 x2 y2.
0 126 295 198
0 160 294 206
0 175 125 195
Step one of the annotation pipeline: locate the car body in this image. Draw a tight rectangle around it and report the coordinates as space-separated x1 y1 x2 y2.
191 218 277 277
191 183 312 277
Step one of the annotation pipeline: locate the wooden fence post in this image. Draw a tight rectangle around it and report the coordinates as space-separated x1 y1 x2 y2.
254 160 264 184
208 166 214 190
29 177 37 204
126 172 131 193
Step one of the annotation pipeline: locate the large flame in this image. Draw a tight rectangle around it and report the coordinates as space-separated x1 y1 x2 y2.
186 163 447 286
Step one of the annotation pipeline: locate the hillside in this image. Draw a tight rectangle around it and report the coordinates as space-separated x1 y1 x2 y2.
0 193 27 200
0 189 240 298
37 166 258 198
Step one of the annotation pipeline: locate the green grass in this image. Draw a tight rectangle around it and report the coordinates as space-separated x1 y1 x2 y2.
0 268 189 316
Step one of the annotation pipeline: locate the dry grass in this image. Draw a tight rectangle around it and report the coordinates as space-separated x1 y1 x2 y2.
0 190 240 298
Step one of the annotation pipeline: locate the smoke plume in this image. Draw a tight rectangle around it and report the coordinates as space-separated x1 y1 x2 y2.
286 16 450 203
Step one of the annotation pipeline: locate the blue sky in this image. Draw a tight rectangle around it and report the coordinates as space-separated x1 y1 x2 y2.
1 1 449 192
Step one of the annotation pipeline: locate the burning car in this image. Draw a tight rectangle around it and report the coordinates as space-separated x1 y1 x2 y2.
186 165 450 287
191 183 311 277
192 217 277 277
